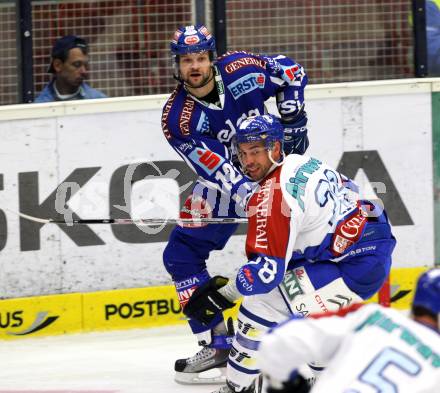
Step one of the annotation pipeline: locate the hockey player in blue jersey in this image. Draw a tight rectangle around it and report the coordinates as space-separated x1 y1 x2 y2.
161 25 309 384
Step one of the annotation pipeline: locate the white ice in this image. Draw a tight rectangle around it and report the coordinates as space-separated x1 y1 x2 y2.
0 324 223 393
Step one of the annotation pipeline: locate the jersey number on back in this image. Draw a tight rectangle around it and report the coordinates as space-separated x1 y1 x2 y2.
358 347 421 393
314 169 354 226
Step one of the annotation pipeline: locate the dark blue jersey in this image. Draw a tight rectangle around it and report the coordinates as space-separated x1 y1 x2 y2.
161 51 308 209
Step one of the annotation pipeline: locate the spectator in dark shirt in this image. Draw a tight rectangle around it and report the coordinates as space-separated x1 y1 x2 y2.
35 35 107 102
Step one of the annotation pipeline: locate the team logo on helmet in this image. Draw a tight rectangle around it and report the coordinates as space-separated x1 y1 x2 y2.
184 35 201 45
170 24 216 57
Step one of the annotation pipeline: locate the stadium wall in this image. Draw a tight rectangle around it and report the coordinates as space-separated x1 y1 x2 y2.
0 266 430 340
0 78 438 338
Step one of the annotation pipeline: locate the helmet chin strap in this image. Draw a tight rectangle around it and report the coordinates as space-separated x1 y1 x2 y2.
268 147 285 167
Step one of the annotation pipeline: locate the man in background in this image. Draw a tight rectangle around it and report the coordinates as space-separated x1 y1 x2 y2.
35 35 107 102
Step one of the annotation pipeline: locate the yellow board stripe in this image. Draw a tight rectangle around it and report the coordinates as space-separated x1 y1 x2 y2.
82 285 184 331
0 266 431 340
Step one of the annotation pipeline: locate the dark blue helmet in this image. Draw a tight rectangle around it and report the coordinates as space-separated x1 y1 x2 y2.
170 25 216 59
236 114 284 150
413 269 440 317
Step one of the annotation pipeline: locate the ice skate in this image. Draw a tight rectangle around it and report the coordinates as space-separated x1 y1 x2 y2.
174 318 234 384
212 375 262 393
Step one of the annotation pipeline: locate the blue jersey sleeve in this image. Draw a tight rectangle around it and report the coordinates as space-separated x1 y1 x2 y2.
217 51 308 118
261 54 308 118
236 254 286 295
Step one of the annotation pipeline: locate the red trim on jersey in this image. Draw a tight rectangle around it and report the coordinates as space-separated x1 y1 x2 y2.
309 303 365 320
246 166 291 258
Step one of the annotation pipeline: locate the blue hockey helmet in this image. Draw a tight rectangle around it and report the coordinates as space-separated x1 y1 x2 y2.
412 268 440 328
170 25 216 60
236 114 284 149
235 114 285 170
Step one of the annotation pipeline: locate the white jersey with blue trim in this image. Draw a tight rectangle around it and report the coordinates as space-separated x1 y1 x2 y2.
279 153 360 259
258 303 440 392
237 154 366 296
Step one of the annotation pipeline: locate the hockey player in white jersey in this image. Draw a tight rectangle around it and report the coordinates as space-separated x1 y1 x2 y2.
182 114 396 392
258 268 440 393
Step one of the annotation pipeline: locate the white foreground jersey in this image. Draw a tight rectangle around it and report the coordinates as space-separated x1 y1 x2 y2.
258 304 440 392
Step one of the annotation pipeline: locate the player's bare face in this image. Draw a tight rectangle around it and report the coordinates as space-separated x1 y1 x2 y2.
179 52 212 89
238 141 274 181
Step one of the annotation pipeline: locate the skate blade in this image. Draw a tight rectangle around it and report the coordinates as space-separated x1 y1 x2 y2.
175 366 227 385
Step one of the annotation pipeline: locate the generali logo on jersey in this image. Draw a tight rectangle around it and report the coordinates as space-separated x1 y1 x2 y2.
161 87 180 139
179 97 195 136
253 178 273 250
224 57 266 74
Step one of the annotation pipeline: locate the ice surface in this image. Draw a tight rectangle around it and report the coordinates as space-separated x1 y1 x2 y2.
0 324 222 393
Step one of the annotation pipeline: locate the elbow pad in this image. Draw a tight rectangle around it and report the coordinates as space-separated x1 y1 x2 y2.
236 255 285 296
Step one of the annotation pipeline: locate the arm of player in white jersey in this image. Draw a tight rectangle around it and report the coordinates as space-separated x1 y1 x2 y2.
257 305 364 383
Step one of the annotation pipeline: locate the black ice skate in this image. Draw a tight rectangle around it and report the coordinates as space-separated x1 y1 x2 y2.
174 318 234 384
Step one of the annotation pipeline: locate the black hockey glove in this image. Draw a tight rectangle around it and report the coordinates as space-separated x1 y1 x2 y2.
281 111 309 156
266 372 311 393
183 276 236 326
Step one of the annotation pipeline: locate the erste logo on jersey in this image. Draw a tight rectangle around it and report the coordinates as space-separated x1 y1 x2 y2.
224 57 267 74
227 73 266 99
188 147 225 175
332 209 368 256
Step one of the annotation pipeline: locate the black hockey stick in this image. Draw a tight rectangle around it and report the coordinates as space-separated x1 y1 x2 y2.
14 210 247 226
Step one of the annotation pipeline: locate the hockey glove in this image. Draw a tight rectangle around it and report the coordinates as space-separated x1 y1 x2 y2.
266 371 311 393
281 111 309 156
183 276 236 326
